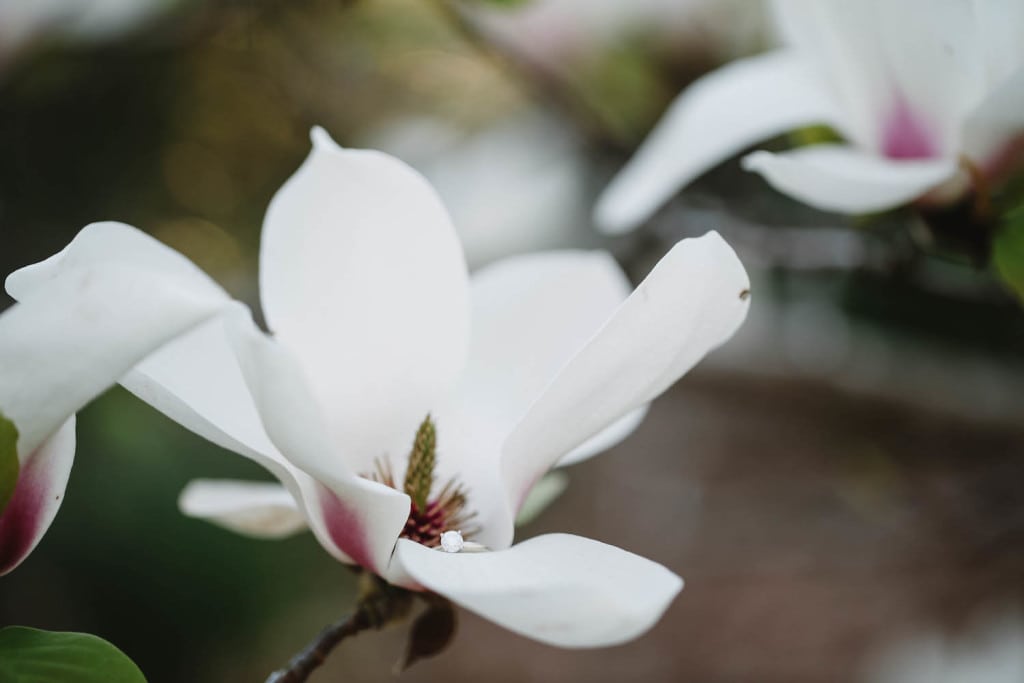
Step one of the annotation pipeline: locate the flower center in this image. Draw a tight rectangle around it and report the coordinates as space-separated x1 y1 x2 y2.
367 415 477 549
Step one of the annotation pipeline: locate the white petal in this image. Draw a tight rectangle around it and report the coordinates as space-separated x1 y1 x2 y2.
125 305 410 573
501 232 749 511
395 534 682 648
595 49 836 234
514 471 568 528
742 144 959 214
227 311 411 574
558 406 649 468
0 262 228 460
178 479 307 539
0 417 75 575
461 250 635 451
259 127 470 470
5 221 226 304
962 64 1024 173
443 250 639 549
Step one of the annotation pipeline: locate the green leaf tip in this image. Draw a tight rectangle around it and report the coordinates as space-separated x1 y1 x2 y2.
403 415 437 511
0 626 147 683
0 412 19 516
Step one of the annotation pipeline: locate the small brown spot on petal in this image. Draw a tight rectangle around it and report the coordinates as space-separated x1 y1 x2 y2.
739 289 751 301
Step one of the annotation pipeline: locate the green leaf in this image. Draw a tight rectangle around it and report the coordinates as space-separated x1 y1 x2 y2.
0 412 18 516
993 205 1024 302
0 627 147 683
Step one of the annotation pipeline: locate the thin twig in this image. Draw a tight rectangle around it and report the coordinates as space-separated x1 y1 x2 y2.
265 576 412 683
265 611 371 683
429 0 628 153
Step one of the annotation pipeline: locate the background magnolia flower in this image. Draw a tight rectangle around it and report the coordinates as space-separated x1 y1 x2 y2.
862 609 1024 683
0 0 177 70
0 250 230 575
597 0 1024 232
10 128 751 648
366 112 594 269
468 0 765 68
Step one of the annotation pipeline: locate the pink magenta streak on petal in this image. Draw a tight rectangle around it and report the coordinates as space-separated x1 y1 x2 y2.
317 484 376 572
0 458 47 575
882 96 938 160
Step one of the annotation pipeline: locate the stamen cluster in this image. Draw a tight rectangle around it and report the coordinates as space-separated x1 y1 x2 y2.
368 415 477 548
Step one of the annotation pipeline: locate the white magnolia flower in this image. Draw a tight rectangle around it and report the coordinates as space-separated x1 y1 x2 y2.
863 610 1024 683
598 0 1024 232
9 128 751 647
0 249 230 575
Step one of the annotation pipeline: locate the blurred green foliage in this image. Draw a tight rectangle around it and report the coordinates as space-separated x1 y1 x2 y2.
0 415 17 515
993 205 1024 303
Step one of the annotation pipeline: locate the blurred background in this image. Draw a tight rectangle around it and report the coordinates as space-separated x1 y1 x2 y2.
1 0 1022 681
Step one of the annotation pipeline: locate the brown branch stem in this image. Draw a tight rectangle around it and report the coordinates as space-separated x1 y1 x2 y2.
264 610 371 683
265 576 413 683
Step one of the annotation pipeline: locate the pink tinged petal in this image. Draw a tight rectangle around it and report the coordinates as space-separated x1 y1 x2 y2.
394 534 683 648
742 144 960 214
227 312 410 574
501 232 750 511
259 127 470 471
121 308 385 568
179 479 307 539
0 261 229 460
881 96 938 159
0 418 74 576
595 49 838 234
446 250 642 550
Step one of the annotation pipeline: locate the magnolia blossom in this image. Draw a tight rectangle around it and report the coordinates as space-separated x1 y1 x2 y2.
863 610 1024 683
469 0 764 68
0 250 229 575
367 113 593 269
0 0 175 68
597 0 1024 232
10 128 750 647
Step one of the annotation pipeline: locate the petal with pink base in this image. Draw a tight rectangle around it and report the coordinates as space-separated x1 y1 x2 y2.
0 418 75 576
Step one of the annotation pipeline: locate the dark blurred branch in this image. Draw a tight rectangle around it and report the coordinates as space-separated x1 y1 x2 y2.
430 0 628 154
265 575 412 683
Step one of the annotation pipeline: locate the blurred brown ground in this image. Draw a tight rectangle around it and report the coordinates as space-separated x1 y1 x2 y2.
216 369 1024 683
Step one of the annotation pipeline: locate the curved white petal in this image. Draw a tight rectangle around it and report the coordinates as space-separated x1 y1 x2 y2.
558 406 649 468
395 534 682 648
124 306 409 573
260 127 470 471
227 312 410 574
443 250 640 550
962 64 1024 174
514 471 568 528
595 49 836 234
5 221 226 304
502 232 749 511
742 144 959 214
178 479 307 539
0 417 74 575
0 261 228 460
461 250 636 453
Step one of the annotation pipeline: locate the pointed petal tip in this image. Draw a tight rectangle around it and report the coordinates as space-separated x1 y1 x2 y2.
309 125 341 152
593 191 645 236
